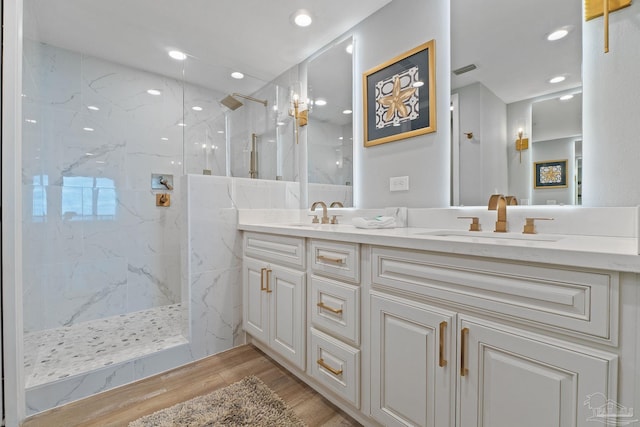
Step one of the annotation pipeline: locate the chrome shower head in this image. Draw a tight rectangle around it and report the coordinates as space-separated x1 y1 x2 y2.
220 93 267 110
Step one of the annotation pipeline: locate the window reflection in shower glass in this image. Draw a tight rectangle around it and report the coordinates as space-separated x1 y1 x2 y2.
61 176 117 220
32 175 117 221
32 175 48 221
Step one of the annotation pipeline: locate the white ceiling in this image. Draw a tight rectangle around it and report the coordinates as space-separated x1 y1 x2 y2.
452 0 582 104
24 0 392 96
24 0 582 110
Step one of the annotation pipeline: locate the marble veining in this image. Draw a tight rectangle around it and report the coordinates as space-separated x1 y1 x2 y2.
24 304 187 388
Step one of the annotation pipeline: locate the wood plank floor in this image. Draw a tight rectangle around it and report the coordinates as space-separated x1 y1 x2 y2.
22 344 362 427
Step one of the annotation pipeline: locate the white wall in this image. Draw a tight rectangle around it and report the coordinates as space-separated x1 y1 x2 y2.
507 88 581 205
531 137 576 205
454 82 507 206
583 1 640 206
353 0 451 208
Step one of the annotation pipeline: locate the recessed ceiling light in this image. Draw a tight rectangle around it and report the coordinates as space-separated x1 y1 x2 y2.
549 76 566 84
217 130 225 134
560 94 574 101
147 89 162 96
547 27 570 41
231 71 244 79
345 44 353 54
315 99 327 106
277 121 286 126
168 50 187 60
413 81 425 88
161 137 169 141
177 123 187 127
192 106 203 111
83 127 95 132
342 109 352 115
25 119 37 124
87 105 100 111
292 10 313 27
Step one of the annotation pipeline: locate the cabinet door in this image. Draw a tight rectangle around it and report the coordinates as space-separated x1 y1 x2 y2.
458 316 617 427
242 257 270 344
371 293 455 427
270 265 306 370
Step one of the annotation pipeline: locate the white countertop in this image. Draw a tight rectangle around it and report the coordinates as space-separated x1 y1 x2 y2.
238 221 640 273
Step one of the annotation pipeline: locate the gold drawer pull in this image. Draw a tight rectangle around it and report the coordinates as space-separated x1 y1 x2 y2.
260 268 272 293
317 302 343 314
460 327 469 377
317 255 346 265
317 358 343 376
260 268 267 291
439 321 447 368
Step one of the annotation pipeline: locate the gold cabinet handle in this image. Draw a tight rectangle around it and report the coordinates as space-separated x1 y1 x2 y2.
264 268 272 293
317 358 343 376
317 255 345 265
316 302 343 314
260 268 267 291
260 267 272 293
460 327 469 377
439 321 447 368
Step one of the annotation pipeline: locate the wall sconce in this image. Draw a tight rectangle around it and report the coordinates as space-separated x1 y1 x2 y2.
464 132 473 140
289 94 308 144
515 128 529 163
585 0 631 53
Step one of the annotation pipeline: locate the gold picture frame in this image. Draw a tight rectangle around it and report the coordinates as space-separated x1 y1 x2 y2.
534 159 568 189
363 40 436 147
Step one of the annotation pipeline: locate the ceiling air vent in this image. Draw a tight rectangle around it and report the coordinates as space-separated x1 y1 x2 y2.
452 64 477 75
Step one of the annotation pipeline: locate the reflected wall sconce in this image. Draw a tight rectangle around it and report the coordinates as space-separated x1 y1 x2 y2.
289 94 308 144
585 0 632 53
516 128 529 163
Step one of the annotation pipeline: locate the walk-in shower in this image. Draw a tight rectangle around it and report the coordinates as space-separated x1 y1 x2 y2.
220 93 268 110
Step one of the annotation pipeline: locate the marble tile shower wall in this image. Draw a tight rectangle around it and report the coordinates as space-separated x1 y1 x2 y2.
21 40 231 332
25 175 301 413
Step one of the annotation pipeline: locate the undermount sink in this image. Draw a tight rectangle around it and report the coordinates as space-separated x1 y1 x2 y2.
415 230 563 242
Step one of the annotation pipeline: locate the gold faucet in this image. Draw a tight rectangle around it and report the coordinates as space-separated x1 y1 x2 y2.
329 201 343 224
310 201 329 224
487 194 508 232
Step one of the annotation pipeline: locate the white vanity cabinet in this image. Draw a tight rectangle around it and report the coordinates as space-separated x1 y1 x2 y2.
370 246 619 427
243 232 306 370
457 316 617 427
308 239 362 408
370 292 456 427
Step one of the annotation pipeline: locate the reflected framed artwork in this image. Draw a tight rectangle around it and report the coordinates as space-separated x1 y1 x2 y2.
534 159 568 189
363 40 436 147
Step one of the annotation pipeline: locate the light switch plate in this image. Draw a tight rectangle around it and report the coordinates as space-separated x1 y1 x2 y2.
390 176 409 192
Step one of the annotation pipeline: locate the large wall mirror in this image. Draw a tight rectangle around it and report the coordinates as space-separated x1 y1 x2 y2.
451 0 582 206
307 37 354 207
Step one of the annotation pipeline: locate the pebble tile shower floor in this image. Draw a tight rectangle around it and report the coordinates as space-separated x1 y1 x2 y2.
24 304 187 388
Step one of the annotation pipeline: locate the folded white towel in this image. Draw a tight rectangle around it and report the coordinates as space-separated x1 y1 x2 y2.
352 216 397 229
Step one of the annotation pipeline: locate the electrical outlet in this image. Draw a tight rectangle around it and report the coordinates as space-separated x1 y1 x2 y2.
389 176 409 192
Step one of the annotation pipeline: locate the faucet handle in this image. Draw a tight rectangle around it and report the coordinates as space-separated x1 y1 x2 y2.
458 216 481 231
311 215 320 224
523 217 554 234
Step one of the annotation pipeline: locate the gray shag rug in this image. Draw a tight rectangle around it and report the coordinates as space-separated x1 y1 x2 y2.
128 376 306 426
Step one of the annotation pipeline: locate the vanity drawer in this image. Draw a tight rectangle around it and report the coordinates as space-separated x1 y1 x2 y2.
244 232 305 269
371 247 618 343
310 239 360 283
311 276 360 345
309 328 360 408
